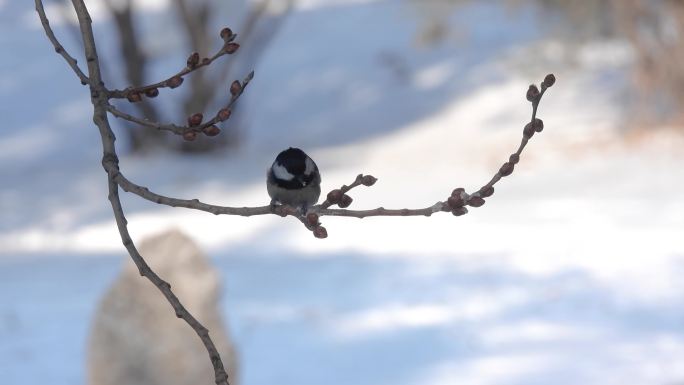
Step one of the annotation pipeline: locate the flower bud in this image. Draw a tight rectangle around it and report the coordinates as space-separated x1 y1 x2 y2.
217 108 232 122
480 186 494 198
188 113 203 127
306 213 319 226
183 131 197 141
327 189 343 204
145 88 159 98
168 76 184 88
230 80 242 96
468 196 485 207
452 207 468 216
126 92 142 103
187 52 200 68
526 84 540 102
509 153 520 164
361 175 377 186
543 73 556 88
523 122 535 139
447 196 464 208
533 118 544 132
451 187 465 198
500 162 514 177
338 194 353 208
313 226 328 239
225 43 240 54
220 27 233 41
203 125 221 136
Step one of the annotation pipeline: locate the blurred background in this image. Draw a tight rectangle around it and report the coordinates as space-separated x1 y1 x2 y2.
1 0 684 384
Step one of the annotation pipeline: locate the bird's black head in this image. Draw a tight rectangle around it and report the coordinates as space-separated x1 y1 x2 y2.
270 147 318 189
275 147 308 176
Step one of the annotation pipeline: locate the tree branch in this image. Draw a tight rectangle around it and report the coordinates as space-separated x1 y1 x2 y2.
38 1 234 384
107 70 254 137
107 31 241 100
107 75 554 238
35 0 89 85
38 0 556 380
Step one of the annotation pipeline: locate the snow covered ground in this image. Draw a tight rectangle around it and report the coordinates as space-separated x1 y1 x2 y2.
1 1 684 385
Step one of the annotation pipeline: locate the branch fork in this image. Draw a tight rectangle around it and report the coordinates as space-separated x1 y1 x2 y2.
36 0 555 382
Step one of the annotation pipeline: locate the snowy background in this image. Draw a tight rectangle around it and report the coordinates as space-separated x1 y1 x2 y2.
2 0 684 384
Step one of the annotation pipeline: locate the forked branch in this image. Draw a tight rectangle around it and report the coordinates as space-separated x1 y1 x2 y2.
37 0 555 382
36 1 242 384
111 74 555 238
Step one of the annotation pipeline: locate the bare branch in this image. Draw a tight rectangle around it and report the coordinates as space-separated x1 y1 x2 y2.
105 178 230 385
34 0 89 85
40 0 556 380
108 74 554 228
320 174 378 209
107 32 241 100
472 77 553 199
107 71 254 137
41 1 234 384
106 104 187 135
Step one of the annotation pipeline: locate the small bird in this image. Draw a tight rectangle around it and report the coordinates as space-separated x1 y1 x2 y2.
267 147 321 212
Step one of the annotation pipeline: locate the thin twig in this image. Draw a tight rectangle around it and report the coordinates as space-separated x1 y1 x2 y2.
319 174 374 209
113 171 442 218
106 104 186 134
473 84 550 197
35 0 89 85
39 0 555 381
106 76 553 235
107 33 239 99
319 204 445 218
107 71 254 136
110 69 550 221
42 1 233 384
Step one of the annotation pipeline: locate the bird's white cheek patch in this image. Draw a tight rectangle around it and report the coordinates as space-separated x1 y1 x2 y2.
304 157 315 175
273 163 295 180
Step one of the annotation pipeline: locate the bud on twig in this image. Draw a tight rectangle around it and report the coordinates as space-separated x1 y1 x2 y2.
187 52 200 68
509 153 520 164
500 162 514 177
188 113 203 127
220 27 233 41
452 207 468 216
338 194 353 208
306 213 319 226
203 125 221 137
480 186 494 198
361 175 377 186
145 88 159 98
468 196 485 207
168 76 184 88
542 73 556 88
230 81 242 96
225 43 240 54
533 118 544 133
327 189 343 204
217 108 232 122
313 226 328 239
526 85 540 102
451 187 465 198
523 122 535 139
127 92 142 103
183 131 197 141
447 195 464 209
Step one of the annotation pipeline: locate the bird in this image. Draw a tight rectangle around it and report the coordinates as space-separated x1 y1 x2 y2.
267 147 321 212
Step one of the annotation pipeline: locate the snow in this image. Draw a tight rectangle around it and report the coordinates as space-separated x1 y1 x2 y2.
2 0 684 385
